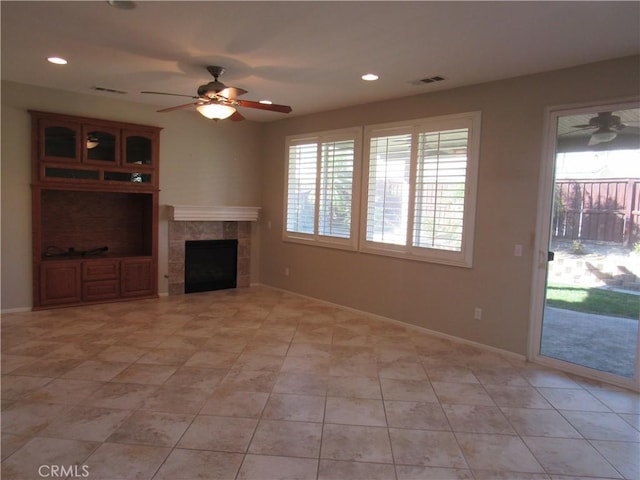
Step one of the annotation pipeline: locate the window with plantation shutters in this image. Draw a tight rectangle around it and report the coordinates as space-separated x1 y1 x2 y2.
284 114 479 265
362 112 480 267
284 128 361 249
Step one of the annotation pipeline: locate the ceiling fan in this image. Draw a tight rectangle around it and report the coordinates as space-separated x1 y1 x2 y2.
571 112 634 146
141 66 292 121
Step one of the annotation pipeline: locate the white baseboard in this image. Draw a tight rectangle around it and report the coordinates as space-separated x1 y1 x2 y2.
253 283 525 362
1 306 32 314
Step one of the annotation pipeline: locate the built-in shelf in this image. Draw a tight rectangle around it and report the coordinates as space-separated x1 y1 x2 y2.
168 205 261 222
30 110 161 309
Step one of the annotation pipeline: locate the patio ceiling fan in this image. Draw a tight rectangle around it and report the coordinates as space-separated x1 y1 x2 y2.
571 112 637 146
141 66 292 121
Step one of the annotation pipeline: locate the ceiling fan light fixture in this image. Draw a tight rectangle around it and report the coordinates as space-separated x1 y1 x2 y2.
588 127 617 146
196 103 236 120
86 137 100 149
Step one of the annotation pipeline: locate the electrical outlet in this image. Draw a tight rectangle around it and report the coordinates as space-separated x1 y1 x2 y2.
474 307 482 320
283 267 290 277
514 244 523 257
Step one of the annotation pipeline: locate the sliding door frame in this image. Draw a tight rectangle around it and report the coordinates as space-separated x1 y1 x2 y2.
528 98 640 392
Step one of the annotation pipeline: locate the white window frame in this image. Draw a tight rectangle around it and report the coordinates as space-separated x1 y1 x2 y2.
283 127 362 250
360 112 481 267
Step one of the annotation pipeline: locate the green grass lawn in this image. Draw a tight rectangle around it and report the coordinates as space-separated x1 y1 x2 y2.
546 284 639 319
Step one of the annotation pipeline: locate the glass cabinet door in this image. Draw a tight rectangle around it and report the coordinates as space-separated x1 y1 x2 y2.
41 121 80 162
124 131 154 167
83 126 119 164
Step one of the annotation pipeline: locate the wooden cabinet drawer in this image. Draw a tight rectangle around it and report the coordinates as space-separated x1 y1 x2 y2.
83 279 119 301
82 260 119 281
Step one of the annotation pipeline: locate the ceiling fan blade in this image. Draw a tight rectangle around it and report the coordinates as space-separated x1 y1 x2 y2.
229 111 245 121
571 123 594 129
219 87 248 100
157 102 199 113
621 125 640 134
141 91 198 99
558 126 594 136
236 99 292 113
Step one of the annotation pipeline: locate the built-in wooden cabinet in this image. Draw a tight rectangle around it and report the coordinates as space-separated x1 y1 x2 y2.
31 110 161 309
34 112 157 187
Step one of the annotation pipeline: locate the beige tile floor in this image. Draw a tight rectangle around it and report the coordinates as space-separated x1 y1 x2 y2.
1 286 638 480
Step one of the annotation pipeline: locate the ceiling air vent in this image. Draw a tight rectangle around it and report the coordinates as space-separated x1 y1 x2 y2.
420 75 445 84
92 86 127 94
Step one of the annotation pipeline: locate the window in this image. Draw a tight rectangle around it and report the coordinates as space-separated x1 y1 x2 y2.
362 112 480 266
283 113 480 266
284 128 361 249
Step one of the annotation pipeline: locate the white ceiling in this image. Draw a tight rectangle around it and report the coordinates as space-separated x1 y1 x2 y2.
2 1 639 122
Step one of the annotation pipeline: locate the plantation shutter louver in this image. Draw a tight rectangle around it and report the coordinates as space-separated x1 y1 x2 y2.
414 128 469 251
286 143 317 234
366 133 412 245
318 140 355 238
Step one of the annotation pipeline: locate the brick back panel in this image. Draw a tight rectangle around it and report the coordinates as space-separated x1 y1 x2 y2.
41 190 152 256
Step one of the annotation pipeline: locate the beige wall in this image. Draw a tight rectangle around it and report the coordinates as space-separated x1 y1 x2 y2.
1 80 264 310
259 56 640 356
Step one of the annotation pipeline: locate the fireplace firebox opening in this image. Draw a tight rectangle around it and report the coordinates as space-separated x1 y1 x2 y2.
184 239 238 293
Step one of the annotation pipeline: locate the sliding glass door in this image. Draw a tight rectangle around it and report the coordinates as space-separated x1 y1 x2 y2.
533 102 640 390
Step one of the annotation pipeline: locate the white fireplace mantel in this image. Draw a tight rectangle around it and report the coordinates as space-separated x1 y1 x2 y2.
168 205 261 222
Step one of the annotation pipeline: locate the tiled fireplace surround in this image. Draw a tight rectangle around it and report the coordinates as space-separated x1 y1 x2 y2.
168 220 252 295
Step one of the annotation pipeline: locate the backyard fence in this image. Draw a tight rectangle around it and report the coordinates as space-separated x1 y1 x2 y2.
552 178 640 246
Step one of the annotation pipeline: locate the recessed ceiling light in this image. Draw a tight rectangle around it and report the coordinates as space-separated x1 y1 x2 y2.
47 57 68 65
361 73 379 81
259 100 273 105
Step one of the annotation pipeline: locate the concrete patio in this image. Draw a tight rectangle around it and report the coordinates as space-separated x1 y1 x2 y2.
541 307 639 378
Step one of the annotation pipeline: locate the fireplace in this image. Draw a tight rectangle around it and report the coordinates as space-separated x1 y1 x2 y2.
168 219 253 296
184 239 238 293
167 205 259 296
